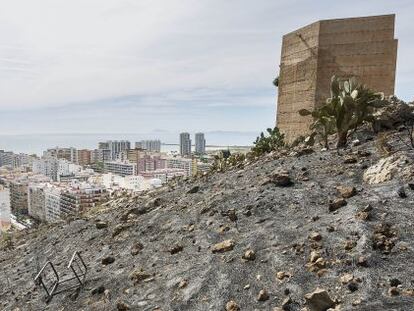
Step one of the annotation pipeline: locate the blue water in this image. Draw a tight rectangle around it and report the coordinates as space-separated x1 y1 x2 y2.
0 132 256 155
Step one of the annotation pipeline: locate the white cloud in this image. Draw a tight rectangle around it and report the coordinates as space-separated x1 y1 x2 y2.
0 0 413 114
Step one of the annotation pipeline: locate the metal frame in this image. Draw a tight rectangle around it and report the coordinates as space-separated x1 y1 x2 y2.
34 251 87 302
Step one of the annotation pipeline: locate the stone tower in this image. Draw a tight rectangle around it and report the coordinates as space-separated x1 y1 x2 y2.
276 14 398 142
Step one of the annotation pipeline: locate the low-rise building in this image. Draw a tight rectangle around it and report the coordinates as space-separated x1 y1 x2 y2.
166 157 195 177
104 161 137 177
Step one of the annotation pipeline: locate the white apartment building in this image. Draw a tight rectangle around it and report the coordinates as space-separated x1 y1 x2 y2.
32 157 81 181
101 173 150 192
166 157 195 177
28 183 47 221
104 161 137 177
44 185 62 222
0 185 11 232
135 140 161 152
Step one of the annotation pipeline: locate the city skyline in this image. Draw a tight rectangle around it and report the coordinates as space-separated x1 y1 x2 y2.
1 1 414 135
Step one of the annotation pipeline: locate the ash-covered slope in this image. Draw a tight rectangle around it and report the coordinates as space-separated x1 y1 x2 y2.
1 134 414 311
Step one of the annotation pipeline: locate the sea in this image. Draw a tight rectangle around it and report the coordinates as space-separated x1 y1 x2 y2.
0 132 256 156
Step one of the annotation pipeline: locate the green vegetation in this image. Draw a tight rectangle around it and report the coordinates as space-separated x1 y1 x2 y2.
251 127 285 156
299 75 387 148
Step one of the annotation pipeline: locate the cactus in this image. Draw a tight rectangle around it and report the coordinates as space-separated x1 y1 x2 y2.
252 127 285 156
299 75 387 148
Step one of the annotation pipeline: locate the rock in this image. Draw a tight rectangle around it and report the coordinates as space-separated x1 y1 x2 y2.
390 278 401 287
344 240 356 251
178 280 188 289
336 186 357 198
91 285 105 295
95 221 108 229
101 256 115 265
340 273 353 284
304 288 335 311
188 186 200 194
211 239 235 253
347 281 359 292
129 269 151 285
397 186 407 198
281 296 293 310
257 289 269 301
344 156 358 164
169 244 184 255
276 271 291 280
357 256 368 267
130 242 144 255
328 198 347 212
225 300 240 311
363 154 412 184
355 211 370 221
242 249 256 261
117 301 130 311
309 232 322 241
112 224 130 237
267 170 293 187
310 251 321 263
388 287 400 296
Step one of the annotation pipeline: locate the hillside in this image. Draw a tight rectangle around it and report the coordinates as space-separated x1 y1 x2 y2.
1 131 414 311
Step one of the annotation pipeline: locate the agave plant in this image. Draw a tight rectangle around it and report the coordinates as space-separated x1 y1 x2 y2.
299 76 387 148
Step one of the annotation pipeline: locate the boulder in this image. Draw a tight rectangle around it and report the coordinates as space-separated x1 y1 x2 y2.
363 154 412 184
305 288 335 311
211 240 235 253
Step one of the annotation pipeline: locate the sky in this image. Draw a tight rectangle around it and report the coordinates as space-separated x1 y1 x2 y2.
0 0 413 136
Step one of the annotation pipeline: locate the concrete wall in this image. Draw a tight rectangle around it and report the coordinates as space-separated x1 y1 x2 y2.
276 14 398 142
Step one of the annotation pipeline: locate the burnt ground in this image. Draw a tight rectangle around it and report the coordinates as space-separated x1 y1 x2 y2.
1 132 414 311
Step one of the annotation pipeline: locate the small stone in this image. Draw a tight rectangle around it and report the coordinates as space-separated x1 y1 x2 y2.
129 269 151 285
397 187 407 198
91 285 105 295
276 271 291 280
257 289 269 301
309 232 322 241
188 186 200 194
266 170 293 187
112 224 130 237
347 281 359 292
178 280 188 288
344 156 358 164
336 186 357 198
388 287 400 296
225 300 240 311
357 256 368 267
117 301 130 311
243 284 250 290
169 244 184 255
211 240 235 253
344 240 356 250
101 256 115 265
355 211 370 221
242 249 256 261
130 242 144 256
304 288 335 311
95 221 108 229
389 278 401 287
281 296 293 310
340 273 353 284
329 198 347 212
310 251 321 263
